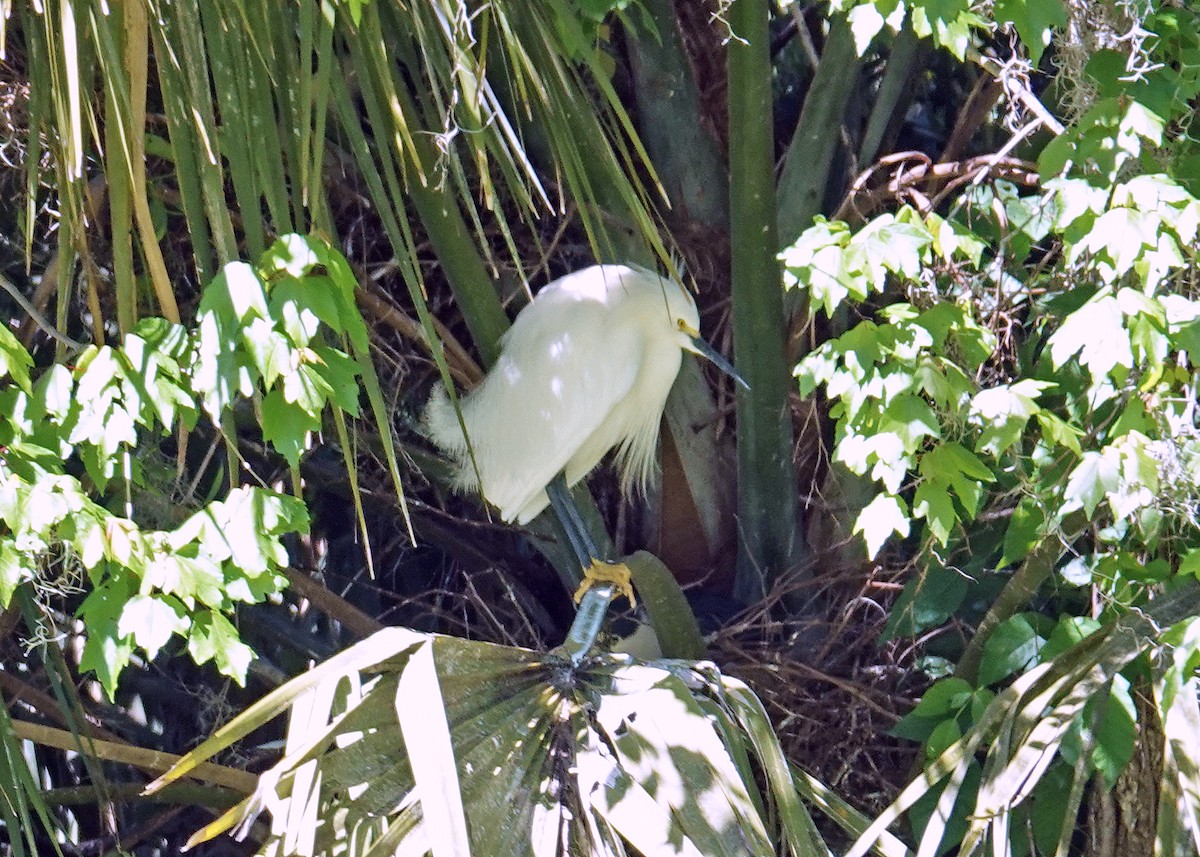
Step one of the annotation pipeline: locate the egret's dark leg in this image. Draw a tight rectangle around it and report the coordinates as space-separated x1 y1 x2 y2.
546 474 598 568
546 474 626 665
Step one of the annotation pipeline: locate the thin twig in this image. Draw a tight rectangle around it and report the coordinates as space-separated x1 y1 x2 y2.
0 272 86 352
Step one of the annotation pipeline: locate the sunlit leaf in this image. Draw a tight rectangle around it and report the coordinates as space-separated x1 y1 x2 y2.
854 493 910 559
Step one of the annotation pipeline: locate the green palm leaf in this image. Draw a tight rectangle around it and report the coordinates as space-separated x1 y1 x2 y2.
149 628 824 856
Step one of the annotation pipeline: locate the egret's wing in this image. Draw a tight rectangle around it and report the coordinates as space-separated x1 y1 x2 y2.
461 296 642 523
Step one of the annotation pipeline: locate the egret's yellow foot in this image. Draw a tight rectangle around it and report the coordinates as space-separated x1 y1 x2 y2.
573 560 637 608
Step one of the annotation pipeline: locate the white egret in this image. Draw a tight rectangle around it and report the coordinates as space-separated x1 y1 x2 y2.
425 263 742 613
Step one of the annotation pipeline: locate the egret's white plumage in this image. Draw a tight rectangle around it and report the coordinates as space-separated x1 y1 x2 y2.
425 264 704 524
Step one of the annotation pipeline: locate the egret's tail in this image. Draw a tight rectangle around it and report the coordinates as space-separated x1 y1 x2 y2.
423 385 465 454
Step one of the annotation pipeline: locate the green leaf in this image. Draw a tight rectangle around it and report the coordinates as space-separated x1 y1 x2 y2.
193 306 255 421
309 346 362 414
121 328 195 430
261 389 322 469
200 261 270 324
914 480 957 545
1061 681 1137 789
881 394 941 451
260 232 323 280
145 553 225 608
270 288 324 347
910 677 975 718
215 487 307 578
995 0 1065 64
1180 547 1200 579
1048 295 1132 385
188 610 255 683
1119 101 1165 149
1000 497 1044 568
780 217 858 317
270 275 343 336
241 317 292 390
919 442 994 518
926 717 965 759
0 540 29 606
847 2 886 54
1089 683 1137 788
1042 615 1102 659
882 562 969 640
283 360 334 413
1062 450 1121 518
31 364 73 421
1036 411 1083 455
118 594 188 659
77 574 137 698
1085 49 1132 99
0 325 34 393
970 381 1050 456
1105 432 1158 518
853 493 910 559
977 613 1045 686
855 214 933 284
926 211 986 265
1085 208 1156 276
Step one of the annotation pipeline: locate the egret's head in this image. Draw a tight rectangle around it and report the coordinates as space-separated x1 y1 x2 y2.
675 317 749 390
621 265 749 390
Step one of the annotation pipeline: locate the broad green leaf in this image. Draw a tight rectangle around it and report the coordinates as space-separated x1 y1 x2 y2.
261 389 322 469
1061 680 1137 789
1102 432 1159 518
914 480 957 545
309 346 362 414
1086 207 1156 276
214 487 306 577
193 306 256 420
852 213 934 286
1062 449 1121 518
271 290 324 347
201 261 270 324
910 678 975 719
926 211 986 265
0 540 29 606
0 325 34 393
970 381 1049 456
1042 616 1102 658
270 276 343 338
77 574 138 699
977 614 1045 686
1036 411 1083 455
919 442 994 518
1000 496 1044 568
1180 547 1200 579
283 360 334 413
1048 295 1132 385
854 493 910 559
188 610 255 683
994 0 1065 64
118 594 188 659
31 364 73 421
847 2 886 54
144 554 225 608
882 394 941 451
241 317 292 389
883 562 969 640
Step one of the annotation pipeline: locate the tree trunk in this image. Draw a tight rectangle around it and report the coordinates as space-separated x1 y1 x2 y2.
1084 680 1162 857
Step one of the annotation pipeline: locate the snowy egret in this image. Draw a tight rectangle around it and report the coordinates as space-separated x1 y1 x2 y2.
425 263 743 610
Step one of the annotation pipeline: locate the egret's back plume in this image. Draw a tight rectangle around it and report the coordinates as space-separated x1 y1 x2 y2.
426 264 705 524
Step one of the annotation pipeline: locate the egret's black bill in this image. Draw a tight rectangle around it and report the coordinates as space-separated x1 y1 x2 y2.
689 335 750 391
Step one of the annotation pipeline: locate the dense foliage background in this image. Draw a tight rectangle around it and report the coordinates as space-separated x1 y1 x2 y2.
2 0 1200 854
